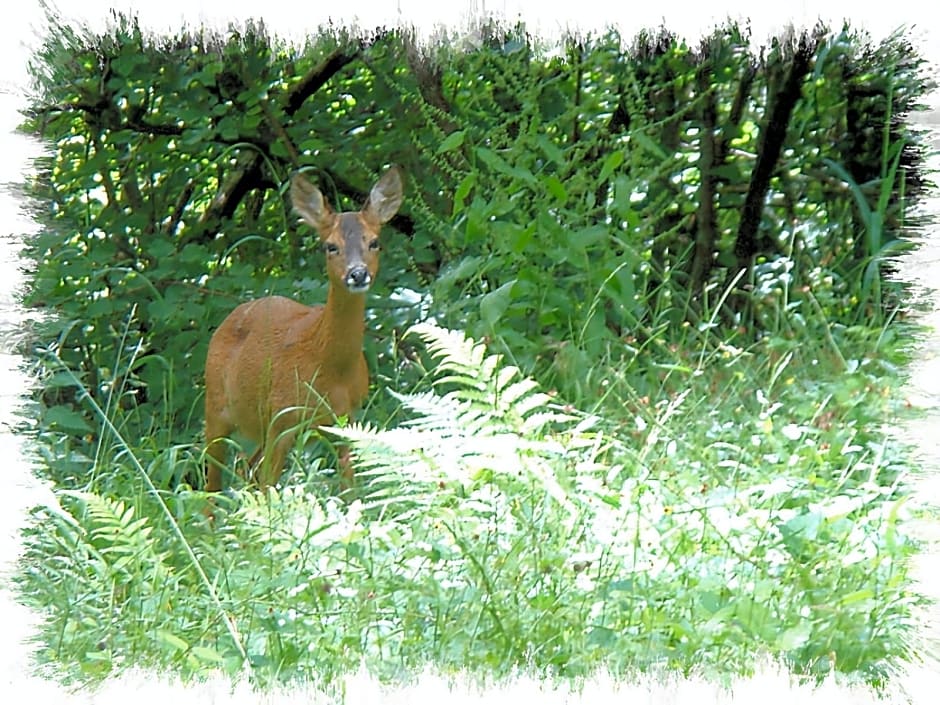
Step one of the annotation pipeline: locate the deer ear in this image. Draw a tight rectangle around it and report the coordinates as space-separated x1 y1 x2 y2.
291 174 334 232
363 166 404 225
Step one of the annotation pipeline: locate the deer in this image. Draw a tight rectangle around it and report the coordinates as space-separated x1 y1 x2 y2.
203 166 404 495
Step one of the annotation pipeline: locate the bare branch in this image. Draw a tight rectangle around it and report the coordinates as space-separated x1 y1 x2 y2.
402 33 456 132
165 179 196 236
733 31 818 271
34 102 183 136
285 46 361 116
203 151 264 223
261 99 301 167
690 67 719 294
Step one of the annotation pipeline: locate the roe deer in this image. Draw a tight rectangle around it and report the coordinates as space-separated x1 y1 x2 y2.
204 166 404 492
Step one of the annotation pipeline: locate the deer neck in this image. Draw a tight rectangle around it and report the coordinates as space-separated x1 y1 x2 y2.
316 284 367 365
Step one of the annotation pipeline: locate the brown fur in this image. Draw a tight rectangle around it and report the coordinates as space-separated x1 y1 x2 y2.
204 167 403 492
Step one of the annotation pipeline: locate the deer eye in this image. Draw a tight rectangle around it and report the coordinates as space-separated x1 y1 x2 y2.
324 242 340 255
368 238 380 251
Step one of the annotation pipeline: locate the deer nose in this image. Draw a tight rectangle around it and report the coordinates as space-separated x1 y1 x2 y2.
345 265 372 292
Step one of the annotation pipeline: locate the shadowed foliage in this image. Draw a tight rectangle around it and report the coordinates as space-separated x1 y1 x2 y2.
15 8 935 692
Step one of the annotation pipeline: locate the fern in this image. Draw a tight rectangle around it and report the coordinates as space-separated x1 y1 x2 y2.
19 489 180 676
55 490 171 590
330 323 589 510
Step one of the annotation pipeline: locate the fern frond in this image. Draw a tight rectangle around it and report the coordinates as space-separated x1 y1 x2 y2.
498 379 542 410
494 365 522 395
55 490 171 588
408 321 490 382
60 490 153 547
521 410 578 434
329 322 597 514
391 390 466 433
408 322 555 426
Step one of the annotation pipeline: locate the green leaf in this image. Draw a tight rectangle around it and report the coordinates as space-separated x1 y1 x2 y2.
190 645 225 663
632 132 668 160
612 176 635 221
44 405 93 434
574 225 608 249
480 280 516 329
147 238 176 259
476 147 537 185
775 623 812 650
838 589 875 606
453 173 476 215
508 222 536 254
824 157 873 230
147 298 175 320
598 150 624 182
438 255 485 287
545 176 567 202
156 630 189 653
45 370 80 389
536 135 565 165
437 130 465 154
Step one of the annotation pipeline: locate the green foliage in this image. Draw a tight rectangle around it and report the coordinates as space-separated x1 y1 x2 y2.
15 7 933 695
22 13 933 452
18 322 922 688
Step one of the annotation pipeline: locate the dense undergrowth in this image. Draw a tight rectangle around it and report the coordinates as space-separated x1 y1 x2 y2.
20 319 925 688
12 8 937 695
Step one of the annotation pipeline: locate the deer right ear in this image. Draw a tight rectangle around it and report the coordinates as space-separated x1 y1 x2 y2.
363 166 404 225
291 174 334 232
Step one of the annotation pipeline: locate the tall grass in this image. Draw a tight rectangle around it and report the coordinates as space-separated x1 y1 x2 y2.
17 314 923 690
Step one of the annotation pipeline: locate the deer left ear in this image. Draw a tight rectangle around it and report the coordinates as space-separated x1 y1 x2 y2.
291 173 335 233
363 166 404 225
